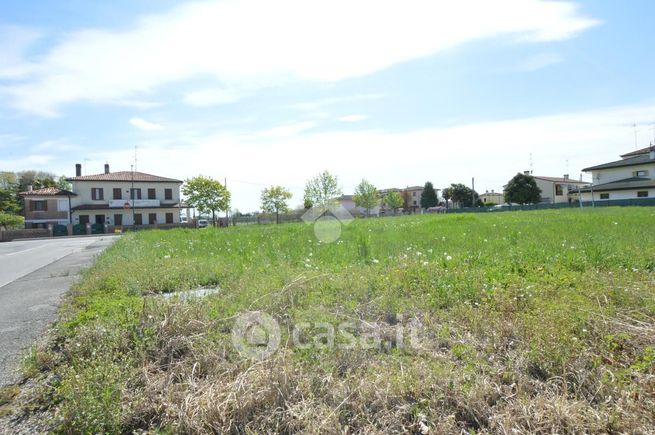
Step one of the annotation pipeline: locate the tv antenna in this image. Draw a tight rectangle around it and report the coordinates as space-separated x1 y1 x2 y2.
633 123 640 149
134 145 138 172
529 153 533 174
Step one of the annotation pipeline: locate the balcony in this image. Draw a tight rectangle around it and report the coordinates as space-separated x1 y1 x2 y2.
108 199 160 208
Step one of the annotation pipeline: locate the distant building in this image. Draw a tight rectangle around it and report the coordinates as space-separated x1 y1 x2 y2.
527 173 588 204
580 145 655 202
336 195 380 217
480 190 504 205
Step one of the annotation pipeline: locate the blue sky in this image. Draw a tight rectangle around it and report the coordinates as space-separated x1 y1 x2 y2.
1 0 655 211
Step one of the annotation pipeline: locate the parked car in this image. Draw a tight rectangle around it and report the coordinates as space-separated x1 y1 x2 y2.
197 219 209 228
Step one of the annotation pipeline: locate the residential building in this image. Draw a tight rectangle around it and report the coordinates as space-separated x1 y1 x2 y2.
404 185 425 213
580 145 655 202
480 190 504 205
530 174 588 204
20 187 76 228
65 163 183 227
337 195 380 217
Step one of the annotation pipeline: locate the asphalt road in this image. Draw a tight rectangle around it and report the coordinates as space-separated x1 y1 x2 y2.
0 235 117 387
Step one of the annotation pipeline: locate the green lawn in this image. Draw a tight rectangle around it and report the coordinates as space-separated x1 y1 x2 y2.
19 208 655 433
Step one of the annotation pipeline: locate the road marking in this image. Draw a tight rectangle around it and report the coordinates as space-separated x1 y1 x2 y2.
4 245 42 256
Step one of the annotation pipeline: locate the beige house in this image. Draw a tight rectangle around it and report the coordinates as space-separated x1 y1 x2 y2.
65 163 183 227
531 174 588 204
480 190 504 205
580 145 655 202
337 195 380 217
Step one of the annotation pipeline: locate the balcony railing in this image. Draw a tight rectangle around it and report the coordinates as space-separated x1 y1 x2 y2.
108 199 160 208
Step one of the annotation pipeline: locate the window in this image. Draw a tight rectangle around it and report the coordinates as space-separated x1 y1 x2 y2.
148 188 156 200
95 215 105 224
600 193 609 199
130 188 142 200
149 213 157 224
165 212 174 224
134 213 142 225
31 200 47 211
91 188 104 200
113 188 122 200
114 214 123 226
637 191 649 198
57 199 68 211
633 170 649 177
555 184 563 196
412 191 416 197
79 215 89 225
164 188 173 201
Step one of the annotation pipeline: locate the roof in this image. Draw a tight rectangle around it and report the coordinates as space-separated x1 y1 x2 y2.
532 176 587 184
19 187 76 197
66 171 182 183
579 177 655 193
620 145 654 158
582 153 655 172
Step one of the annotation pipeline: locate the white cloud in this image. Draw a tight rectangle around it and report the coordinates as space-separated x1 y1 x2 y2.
183 88 248 107
2 0 598 115
338 115 368 122
129 117 163 131
0 25 41 79
514 52 564 72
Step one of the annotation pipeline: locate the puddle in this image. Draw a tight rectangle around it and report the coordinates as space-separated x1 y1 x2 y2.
158 287 220 301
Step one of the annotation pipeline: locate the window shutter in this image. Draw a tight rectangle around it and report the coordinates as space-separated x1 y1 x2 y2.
43 201 48 211
29 200 34 211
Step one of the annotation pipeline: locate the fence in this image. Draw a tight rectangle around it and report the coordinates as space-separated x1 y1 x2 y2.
446 197 655 214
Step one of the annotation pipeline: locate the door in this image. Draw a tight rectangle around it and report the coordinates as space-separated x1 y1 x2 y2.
134 214 142 225
95 215 105 224
114 214 123 226
79 215 89 225
149 213 157 225
165 213 173 224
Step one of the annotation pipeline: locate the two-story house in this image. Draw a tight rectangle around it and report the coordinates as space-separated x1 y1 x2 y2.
64 163 183 227
580 145 655 202
531 174 589 204
19 186 76 228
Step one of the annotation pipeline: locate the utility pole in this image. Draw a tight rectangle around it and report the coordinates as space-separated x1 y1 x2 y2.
224 177 229 226
471 177 475 208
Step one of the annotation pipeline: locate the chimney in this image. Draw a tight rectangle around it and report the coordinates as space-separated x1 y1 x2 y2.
524 170 530 175
104 163 110 174
563 174 569 180
27 185 33 192
75 163 82 177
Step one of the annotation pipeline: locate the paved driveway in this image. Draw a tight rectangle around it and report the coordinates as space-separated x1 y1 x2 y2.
0 235 117 387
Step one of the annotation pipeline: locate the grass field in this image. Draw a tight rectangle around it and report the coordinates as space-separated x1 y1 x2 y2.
12 208 655 433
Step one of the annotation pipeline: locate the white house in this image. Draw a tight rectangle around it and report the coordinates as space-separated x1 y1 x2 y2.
580 145 655 202
337 195 380 217
66 163 183 226
531 175 588 204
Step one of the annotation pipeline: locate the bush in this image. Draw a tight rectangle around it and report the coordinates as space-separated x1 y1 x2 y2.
0 213 24 230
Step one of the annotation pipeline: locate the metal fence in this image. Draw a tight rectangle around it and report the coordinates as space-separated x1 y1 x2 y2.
446 198 655 214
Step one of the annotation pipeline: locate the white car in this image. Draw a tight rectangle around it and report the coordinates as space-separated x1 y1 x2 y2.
197 219 209 228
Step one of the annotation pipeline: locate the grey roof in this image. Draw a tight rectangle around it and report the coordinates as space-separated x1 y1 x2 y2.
579 177 655 192
582 153 655 172
67 171 182 183
620 145 654 158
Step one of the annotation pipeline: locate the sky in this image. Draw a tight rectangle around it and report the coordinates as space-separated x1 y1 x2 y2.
1 0 655 211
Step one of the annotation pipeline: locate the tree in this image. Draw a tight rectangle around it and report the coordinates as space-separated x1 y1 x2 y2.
261 185 293 224
444 183 480 208
0 212 25 230
504 173 542 205
57 175 72 191
353 179 380 217
0 172 20 214
182 175 231 226
303 170 341 211
0 212 23 230
420 181 438 209
385 191 404 215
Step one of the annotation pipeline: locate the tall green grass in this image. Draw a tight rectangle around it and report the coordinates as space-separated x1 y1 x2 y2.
17 208 655 433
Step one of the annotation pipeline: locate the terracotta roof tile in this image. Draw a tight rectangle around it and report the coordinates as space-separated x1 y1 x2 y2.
67 171 182 183
19 187 76 196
